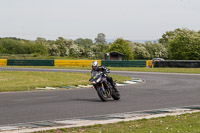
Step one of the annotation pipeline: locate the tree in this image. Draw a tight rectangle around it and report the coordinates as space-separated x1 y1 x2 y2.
47 43 60 56
46 37 85 57
129 42 150 59
74 38 94 57
55 37 74 56
95 33 107 44
92 43 109 53
107 38 134 60
74 38 93 48
35 37 48 46
160 28 200 60
0 44 7 54
145 42 168 59
91 43 109 59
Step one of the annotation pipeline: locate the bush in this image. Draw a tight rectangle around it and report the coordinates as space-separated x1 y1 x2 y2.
0 38 48 56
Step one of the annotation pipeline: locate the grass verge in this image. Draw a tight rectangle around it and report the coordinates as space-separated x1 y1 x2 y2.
3 66 200 74
0 71 131 92
35 112 200 133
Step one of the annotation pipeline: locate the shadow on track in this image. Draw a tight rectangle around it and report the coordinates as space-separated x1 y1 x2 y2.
73 98 118 103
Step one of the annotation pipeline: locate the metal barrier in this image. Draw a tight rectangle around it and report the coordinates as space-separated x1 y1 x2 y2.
0 59 7 66
54 60 101 67
154 60 200 68
7 59 54 66
1 59 151 68
102 60 146 67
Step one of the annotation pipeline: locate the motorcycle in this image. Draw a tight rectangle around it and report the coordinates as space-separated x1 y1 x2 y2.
89 71 120 102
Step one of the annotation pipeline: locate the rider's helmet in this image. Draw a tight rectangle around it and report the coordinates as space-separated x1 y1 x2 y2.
91 61 99 70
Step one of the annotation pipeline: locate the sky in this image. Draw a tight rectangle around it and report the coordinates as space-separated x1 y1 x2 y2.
0 0 200 41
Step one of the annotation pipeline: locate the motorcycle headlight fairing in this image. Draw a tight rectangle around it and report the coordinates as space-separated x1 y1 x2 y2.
96 77 102 83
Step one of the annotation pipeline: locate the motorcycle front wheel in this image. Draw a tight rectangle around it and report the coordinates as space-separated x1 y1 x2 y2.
96 86 108 102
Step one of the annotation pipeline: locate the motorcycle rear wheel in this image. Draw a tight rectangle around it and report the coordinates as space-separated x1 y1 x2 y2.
112 91 120 100
107 81 120 100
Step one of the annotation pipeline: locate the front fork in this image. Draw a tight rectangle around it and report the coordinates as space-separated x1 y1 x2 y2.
101 82 111 97
94 83 111 97
93 83 105 91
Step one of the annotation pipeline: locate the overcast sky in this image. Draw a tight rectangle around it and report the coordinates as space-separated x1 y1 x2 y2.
0 0 200 41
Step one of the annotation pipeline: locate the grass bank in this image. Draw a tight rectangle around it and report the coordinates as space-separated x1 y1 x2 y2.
35 112 200 133
0 71 131 92
4 66 200 74
110 67 200 74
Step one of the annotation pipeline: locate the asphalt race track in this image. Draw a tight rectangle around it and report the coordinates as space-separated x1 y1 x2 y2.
1 67 200 126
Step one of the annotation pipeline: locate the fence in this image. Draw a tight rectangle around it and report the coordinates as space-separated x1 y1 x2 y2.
0 59 7 66
7 59 54 66
54 60 101 67
1 59 148 67
154 60 200 68
102 60 146 67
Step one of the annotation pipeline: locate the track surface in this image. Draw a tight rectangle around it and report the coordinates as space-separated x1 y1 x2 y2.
0 68 200 125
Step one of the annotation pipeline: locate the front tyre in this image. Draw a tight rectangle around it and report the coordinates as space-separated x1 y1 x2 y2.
96 86 108 102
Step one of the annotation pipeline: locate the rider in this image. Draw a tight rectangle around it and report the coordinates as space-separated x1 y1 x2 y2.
91 61 119 92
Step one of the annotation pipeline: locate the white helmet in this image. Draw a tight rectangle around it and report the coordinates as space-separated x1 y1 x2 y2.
91 61 99 70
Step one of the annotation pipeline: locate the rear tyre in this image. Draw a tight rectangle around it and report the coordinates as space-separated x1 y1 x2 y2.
112 91 120 100
96 86 107 102
107 81 120 100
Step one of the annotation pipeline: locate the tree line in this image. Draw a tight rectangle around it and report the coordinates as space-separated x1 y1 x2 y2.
1 28 200 60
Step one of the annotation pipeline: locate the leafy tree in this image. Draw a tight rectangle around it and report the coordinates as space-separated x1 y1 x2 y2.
74 38 93 48
92 43 109 53
107 38 134 60
0 38 48 55
0 44 7 54
90 43 109 59
47 43 60 56
145 41 168 59
160 28 200 60
129 42 150 59
55 37 73 56
74 38 94 57
35 37 48 46
47 37 84 57
95 33 107 44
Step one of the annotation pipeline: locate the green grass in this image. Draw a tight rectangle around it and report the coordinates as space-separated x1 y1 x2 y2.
110 67 200 74
0 71 131 92
4 66 200 74
35 112 200 133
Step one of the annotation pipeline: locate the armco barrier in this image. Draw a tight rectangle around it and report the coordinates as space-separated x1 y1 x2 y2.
0 59 7 66
2 59 149 67
54 60 101 67
7 59 54 66
154 60 200 68
102 60 146 67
